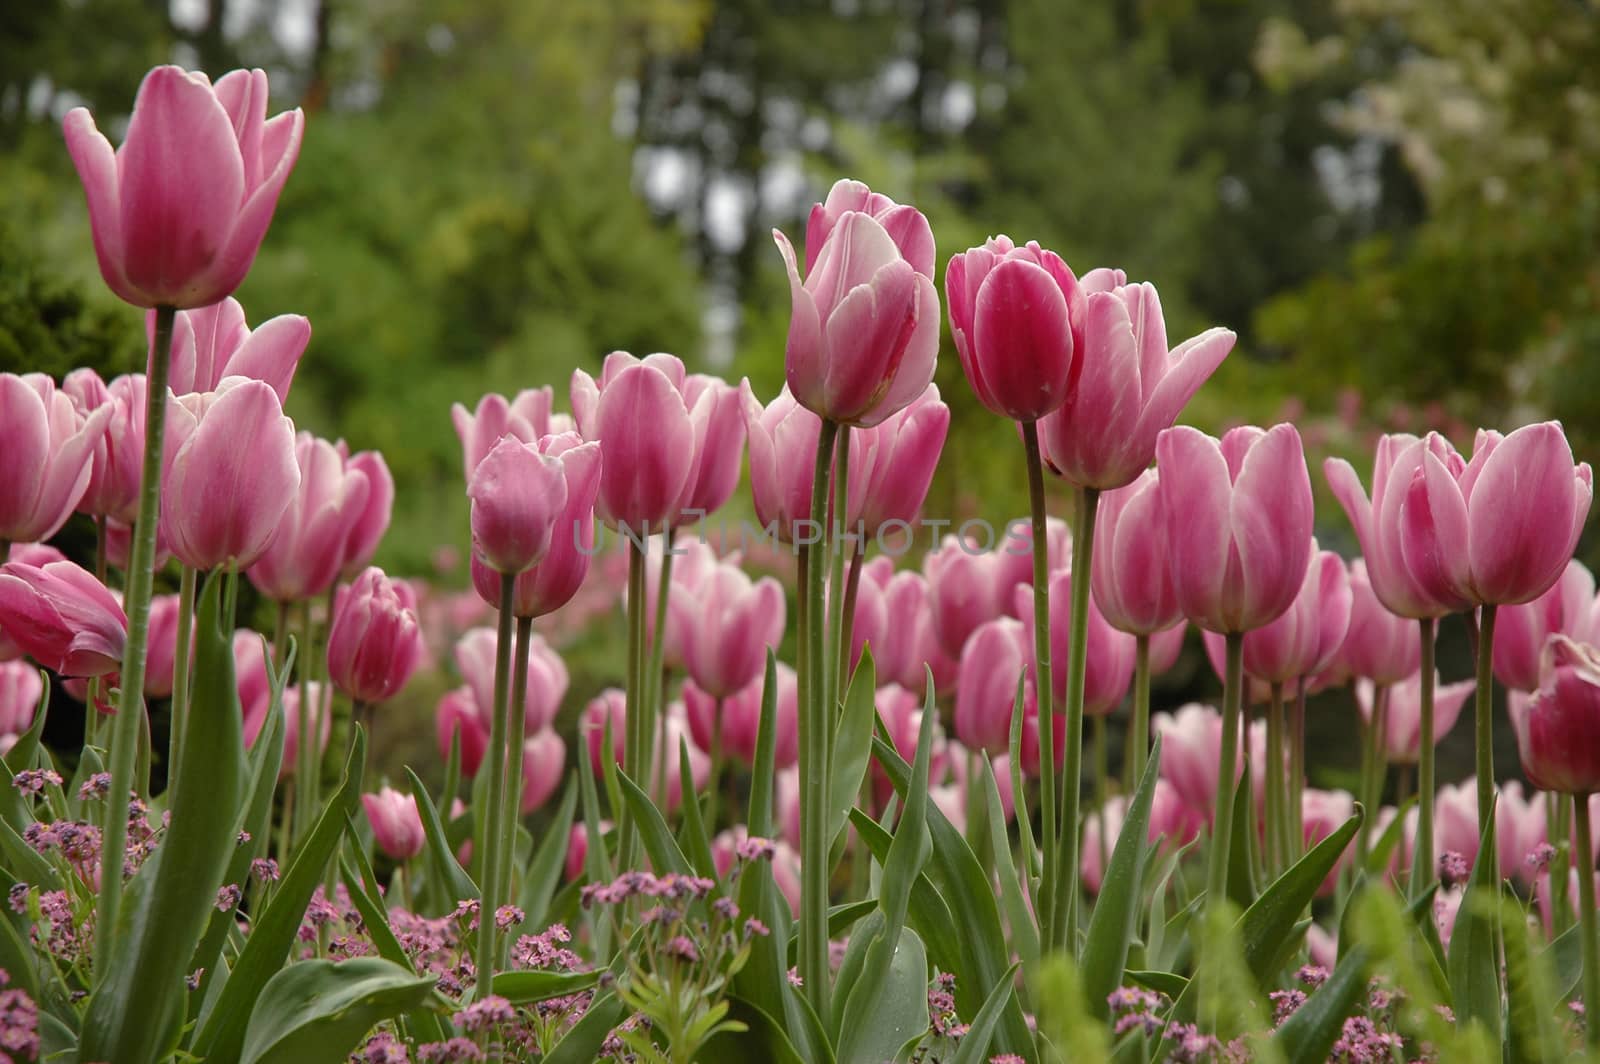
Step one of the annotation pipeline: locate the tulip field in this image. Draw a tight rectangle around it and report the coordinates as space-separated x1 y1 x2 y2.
6 60 1600 1064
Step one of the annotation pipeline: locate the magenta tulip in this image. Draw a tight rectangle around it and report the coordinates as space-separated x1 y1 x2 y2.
671 560 785 698
850 384 949 536
955 616 1034 754
63 66 304 309
160 297 309 404
1091 469 1182 636
1334 559 1422 687
0 661 43 738
803 179 935 280
64 370 145 523
326 567 423 704
362 786 425 861
520 729 567 815
1155 423 1314 634
570 352 698 529
0 373 112 544
1039 281 1235 490
1201 544 1351 685
1512 636 1600 793
436 687 489 778
467 436 569 575
1018 576 1137 713
683 662 800 770
946 236 1082 421
339 449 394 579
1355 671 1474 763
451 387 571 481
923 534 1014 659
1494 560 1596 692
162 377 299 571
143 593 185 698
0 560 126 677
248 433 373 602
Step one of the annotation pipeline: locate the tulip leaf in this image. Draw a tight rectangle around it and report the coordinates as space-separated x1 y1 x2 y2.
1502 895 1565 1064
405 764 477 903
0 819 58 889
1239 806 1362 986
80 572 247 1064
491 968 601 1004
1127 970 1188 999
747 651 779 837
239 956 436 1064
1539 921 1583 1002
827 647 877 853
951 961 1023 1064
827 898 879 939
1226 759 1257 910
1446 802 1502 1042
1363 796 1415 879
835 919 930 1064
707 995 810 1064
1006 671 1039 889
615 767 692 877
1082 737 1164 1019
848 809 966 978
674 739 717 879
190 728 366 1063
1271 944 1372 1063
521 774 578 928
983 757 1039 990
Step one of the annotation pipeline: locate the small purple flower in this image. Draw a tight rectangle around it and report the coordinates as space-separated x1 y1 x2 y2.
215 884 242 912
11 769 62 797
1438 850 1470 890
78 772 112 800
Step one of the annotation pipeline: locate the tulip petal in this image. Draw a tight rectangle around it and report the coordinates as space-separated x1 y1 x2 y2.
1230 424 1313 631
224 312 309 404
819 259 918 422
971 258 1074 421
1156 427 1233 632
62 110 134 304
775 229 825 412
1467 422 1584 604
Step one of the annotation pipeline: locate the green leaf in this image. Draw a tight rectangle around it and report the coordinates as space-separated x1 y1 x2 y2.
521 774 577 928
674 739 717 879
615 767 692 876
1502 895 1565 1063
191 729 367 1063
1226 759 1257 910
747 651 779 837
405 764 477 903
1271 944 1371 1063
339 836 449 1046
836 923 930 1064
709 995 809 1064
828 899 878 939
1239 806 1362 986
1364 796 1415 879
1539 920 1583 1002
491 968 600 1004
1127 969 1188 999
983 757 1038 989
827 648 876 851
847 810 963 978
81 572 247 1064
239 957 436 1064
0 819 57 888
1082 736 1163 1019
543 990 627 1064
1446 802 1502 1042
951 961 1022 1064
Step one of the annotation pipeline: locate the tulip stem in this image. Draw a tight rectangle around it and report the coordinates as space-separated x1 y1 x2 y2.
706 703 724 832
825 426 852 748
168 565 197 805
1554 795 1575 935
93 515 107 584
1020 419 1059 948
1054 484 1100 953
836 536 865 697
97 302 174 977
500 615 533 909
646 538 675 805
1474 605 1498 839
295 601 316 842
1092 715 1109 880
1412 618 1436 899
1291 680 1307 858
1206 632 1245 916
475 572 516 1001
1575 793 1600 1048
1266 684 1286 876
1358 686 1388 864
1130 636 1151 791
620 542 647 869
800 418 840 1021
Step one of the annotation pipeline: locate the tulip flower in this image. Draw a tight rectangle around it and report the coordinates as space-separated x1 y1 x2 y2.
247 433 374 602
594 700 712 815
279 681 330 780
467 436 569 576
580 689 627 776
1201 545 1351 687
0 374 113 545
435 687 488 777
850 384 949 536
684 662 800 771
64 370 146 524
863 564 958 696
1038 280 1234 491
1092 470 1183 637
1335 559 1422 687
235 630 274 748
1436 777 1546 885
955 617 1034 754
1018 577 1137 715
570 352 698 530
946 236 1082 422
143 593 186 698
923 535 1014 660
453 626 568 736
160 297 309 403
362 786 425 861
1494 560 1596 693
327 567 424 705
1149 622 1188 676
1154 704 1248 835
774 194 939 427
0 560 126 677
1300 789 1357 896
451 387 572 481
741 384 825 544
63 66 304 309
640 542 722 671
0 660 43 739
803 179 935 280
520 729 566 815
671 560 786 699
1082 780 1193 893
847 559 889 675
339 449 394 579
162 377 299 571
1355 671 1474 763
872 682 950 806
1513 636 1600 794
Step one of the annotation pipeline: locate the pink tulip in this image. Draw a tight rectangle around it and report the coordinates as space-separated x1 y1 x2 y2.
1081 780 1193 894
1494 560 1596 692
143 593 187 698
63 370 145 523
564 820 611 882
955 617 1034 754
0 373 112 544
0 560 126 677
683 662 800 770
453 626 568 736
338 449 394 579
657 702 712 814
159 297 309 403
1018 575 1138 714
469 432 602 618
235 630 274 748
641 542 723 671
803 179 935 280
1200 544 1351 686
327 567 423 704
1301 789 1357 895
520 729 567 815
247 433 373 601
1039 280 1234 490
1355 671 1474 763
676 373 746 521
848 559 889 676
850 384 949 535
63 66 304 309
1149 622 1188 676
1334 559 1421 687
871 682 948 804
923 535 1012 660
946 236 1082 421
162 377 299 571
1512 635 1600 793
740 384 822 543
0 661 43 737
943 751 1018 825
863 563 958 696
451 387 572 481
1435 777 1546 884
570 353 698 529
362 786 425 861
1155 423 1314 634
1154 703 1247 831
581 689 627 776
775 190 939 427
436 687 488 777
1092 470 1183 636
1369 805 1419 882
467 436 569 575
671 559 786 698
102 517 171 574
280 681 331 780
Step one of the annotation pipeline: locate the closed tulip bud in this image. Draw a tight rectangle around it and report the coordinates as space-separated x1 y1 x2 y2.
580 689 626 776
1335 559 1422 687
570 353 697 529
339 449 394 579
280 682 330 780
775 190 939 427
453 626 568 736
1512 635 1600 793
850 384 949 535
327 567 423 704
0 661 43 738
1092 469 1182 636
144 593 187 698
848 560 889 674
235 630 274 748
1201 544 1352 686
248 433 373 602
436 687 489 778
63 66 304 309
159 297 309 403
1494 560 1596 692
947 236 1082 421
867 565 959 696
678 374 746 520
362 786 424 861
520 729 567 815
683 663 800 770
955 617 1033 754
740 383 826 542
162 377 299 571
64 370 145 523
469 433 601 617
1020 575 1138 714
1155 423 1314 634
923 535 1012 660
451 387 571 481
467 436 568 575
0 560 126 677
1040 281 1235 490
0 373 113 544
672 561 786 699
1356 671 1474 764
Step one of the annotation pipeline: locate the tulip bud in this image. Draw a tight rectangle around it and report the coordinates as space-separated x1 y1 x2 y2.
280 682 330 780
955 617 1033 754
0 373 113 543
671 560 786 699
452 626 568 737
570 353 696 530
327 567 424 704
520 729 567 815
436 687 489 778
451 387 571 481
466 436 569 575
1200 544 1352 686
1092 470 1182 636
851 384 948 536
1512 635 1600 793
362 786 425 861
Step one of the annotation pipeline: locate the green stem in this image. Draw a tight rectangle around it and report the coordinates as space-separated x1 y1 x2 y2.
1053 484 1100 953
620 542 648 868
1130 636 1151 790
1411 618 1435 896
1290 679 1307 857
93 516 107 584
836 539 865 697
167 565 197 804
1020 420 1059 947
1092 715 1109 881
1555 795 1575 935
800 418 840 1021
96 302 174 975
825 426 852 754
475 573 516 999
706 702 724 832
295 600 315 842
1266 683 1286 877
1358 686 1388 864
501 615 534 907
1474 605 1498 840
1575 794 1600 1048
1206 633 1245 916
646 539 675 806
